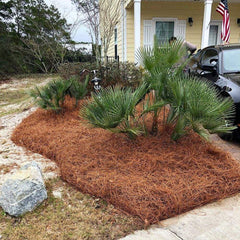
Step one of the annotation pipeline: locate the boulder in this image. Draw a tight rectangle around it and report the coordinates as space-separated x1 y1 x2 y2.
0 161 47 217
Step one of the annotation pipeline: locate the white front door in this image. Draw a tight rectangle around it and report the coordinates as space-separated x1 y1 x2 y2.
208 21 222 46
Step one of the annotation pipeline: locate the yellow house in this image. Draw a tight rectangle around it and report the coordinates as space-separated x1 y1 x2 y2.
105 0 240 63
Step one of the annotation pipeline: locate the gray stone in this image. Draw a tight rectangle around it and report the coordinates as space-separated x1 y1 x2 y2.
0 161 47 217
52 189 62 199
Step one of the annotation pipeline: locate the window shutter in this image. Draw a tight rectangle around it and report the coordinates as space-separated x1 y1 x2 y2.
176 20 186 40
143 20 153 48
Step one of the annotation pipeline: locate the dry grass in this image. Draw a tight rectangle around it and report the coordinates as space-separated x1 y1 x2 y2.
0 163 19 174
0 74 58 117
0 177 142 240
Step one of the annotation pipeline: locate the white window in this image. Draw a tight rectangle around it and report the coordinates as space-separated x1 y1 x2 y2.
114 28 117 45
156 21 174 44
209 25 218 45
144 18 186 47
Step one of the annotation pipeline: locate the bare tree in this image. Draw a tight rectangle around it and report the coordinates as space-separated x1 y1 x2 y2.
72 0 101 66
72 0 121 66
99 0 120 65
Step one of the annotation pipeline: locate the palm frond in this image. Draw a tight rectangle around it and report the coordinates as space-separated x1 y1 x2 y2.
167 75 236 140
81 85 148 138
29 78 72 113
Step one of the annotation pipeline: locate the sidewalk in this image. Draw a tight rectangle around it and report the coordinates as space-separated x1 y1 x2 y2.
121 193 240 240
121 135 240 240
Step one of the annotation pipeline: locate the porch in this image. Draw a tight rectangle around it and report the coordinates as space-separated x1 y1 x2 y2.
123 0 240 62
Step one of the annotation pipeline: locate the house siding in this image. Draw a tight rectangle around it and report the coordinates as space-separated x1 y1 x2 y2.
141 1 203 48
106 1 240 62
126 7 135 62
107 12 123 61
100 0 123 61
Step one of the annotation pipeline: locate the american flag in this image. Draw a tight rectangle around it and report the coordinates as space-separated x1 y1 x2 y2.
216 0 230 43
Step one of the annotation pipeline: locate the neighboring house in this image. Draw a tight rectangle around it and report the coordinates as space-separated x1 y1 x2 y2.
66 43 92 54
106 0 240 63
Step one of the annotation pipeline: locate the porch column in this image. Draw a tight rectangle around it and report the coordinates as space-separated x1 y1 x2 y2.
134 0 141 63
201 0 213 49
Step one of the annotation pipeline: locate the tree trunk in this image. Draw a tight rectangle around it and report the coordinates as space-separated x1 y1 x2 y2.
104 47 108 65
151 111 158 135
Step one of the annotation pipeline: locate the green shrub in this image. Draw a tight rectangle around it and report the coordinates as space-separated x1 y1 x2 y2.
30 79 72 113
81 84 148 139
166 76 235 140
30 77 89 113
99 62 143 88
58 61 142 89
68 76 89 107
138 39 236 140
81 39 236 141
81 75 235 141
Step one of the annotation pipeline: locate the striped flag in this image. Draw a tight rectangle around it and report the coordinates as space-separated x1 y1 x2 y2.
216 0 230 43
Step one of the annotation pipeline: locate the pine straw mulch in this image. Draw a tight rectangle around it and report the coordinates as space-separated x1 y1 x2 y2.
11 97 240 224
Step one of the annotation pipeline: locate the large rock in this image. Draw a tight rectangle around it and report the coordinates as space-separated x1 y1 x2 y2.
0 161 47 217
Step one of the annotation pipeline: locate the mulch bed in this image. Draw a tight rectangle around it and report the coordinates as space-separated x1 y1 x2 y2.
11 97 240 224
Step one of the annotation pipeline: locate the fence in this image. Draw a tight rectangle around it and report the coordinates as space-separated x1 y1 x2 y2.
105 56 119 63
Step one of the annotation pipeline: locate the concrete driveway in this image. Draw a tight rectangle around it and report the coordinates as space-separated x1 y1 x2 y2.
121 135 240 240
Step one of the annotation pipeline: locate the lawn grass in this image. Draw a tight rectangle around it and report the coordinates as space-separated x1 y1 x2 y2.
0 74 58 117
0 178 142 240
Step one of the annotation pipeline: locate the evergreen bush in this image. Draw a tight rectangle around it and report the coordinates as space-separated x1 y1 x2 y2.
81 39 236 140
30 77 89 113
58 61 142 89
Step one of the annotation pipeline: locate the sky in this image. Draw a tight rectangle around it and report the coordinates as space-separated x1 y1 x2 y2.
44 0 91 43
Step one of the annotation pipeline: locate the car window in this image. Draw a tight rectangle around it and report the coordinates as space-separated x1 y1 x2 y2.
222 48 240 73
200 49 218 66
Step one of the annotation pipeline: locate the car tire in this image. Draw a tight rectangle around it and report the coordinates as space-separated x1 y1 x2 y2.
219 132 234 141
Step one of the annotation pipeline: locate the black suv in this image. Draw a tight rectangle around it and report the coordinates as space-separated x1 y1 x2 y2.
187 44 240 138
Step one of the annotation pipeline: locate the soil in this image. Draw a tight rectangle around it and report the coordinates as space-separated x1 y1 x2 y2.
11 97 240 224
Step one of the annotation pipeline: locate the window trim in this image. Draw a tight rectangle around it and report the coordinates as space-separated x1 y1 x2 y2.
152 17 178 41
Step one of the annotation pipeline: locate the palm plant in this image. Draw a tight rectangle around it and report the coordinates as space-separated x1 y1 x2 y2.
81 38 235 141
137 37 236 140
137 38 187 134
29 79 72 113
167 75 236 140
81 84 148 139
68 76 89 107
136 37 187 75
